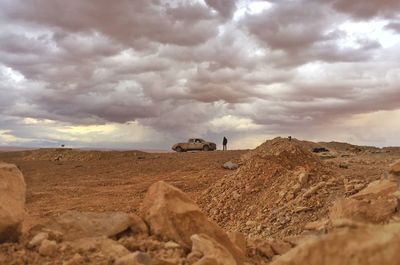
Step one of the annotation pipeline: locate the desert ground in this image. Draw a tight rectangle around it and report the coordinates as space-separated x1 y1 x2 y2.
1 148 247 223
1 137 400 264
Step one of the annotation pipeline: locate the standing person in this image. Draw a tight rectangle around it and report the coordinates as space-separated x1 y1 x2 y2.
223 136 228 151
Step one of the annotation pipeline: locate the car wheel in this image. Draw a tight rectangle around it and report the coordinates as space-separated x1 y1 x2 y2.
203 145 210 151
176 146 183 152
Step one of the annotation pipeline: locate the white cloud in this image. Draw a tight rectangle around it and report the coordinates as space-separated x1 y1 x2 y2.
210 115 262 132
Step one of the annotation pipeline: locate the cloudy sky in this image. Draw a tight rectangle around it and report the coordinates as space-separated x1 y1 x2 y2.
0 0 400 150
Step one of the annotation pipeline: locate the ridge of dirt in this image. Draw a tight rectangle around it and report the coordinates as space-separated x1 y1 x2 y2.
198 137 340 238
20 148 148 162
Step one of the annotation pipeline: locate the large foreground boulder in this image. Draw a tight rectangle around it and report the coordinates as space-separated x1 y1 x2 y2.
0 162 26 243
141 181 244 264
41 211 145 241
270 223 400 265
329 197 397 223
330 179 399 223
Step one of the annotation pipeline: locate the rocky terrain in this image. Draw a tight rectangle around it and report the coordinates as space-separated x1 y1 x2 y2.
0 137 399 264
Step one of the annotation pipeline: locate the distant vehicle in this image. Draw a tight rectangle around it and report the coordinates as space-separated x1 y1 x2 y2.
172 138 217 152
312 147 329 153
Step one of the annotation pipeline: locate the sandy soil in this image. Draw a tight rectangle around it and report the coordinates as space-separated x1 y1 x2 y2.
0 149 247 228
0 144 399 232
1 141 400 265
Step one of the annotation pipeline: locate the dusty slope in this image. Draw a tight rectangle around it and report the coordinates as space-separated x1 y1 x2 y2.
198 137 399 238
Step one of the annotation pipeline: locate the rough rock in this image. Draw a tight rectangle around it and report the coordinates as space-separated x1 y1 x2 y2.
297 171 308 186
0 162 26 243
67 236 130 259
282 235 317 247
389 159 400 175
38 239 58 257
330 197 397 223
247 238 275 260
27 232 49 249
64 253 85 265
164 241 181 249
266 239 292 256
141 181 244 264
227 232 246 254
304 219 328 232
129 213 149 235
115 252 153 265
330 179 399 223
351 179 398 200
43 211 135 240
302 182 325 198
270 223 400 265
223 161 238 170
191 234 237 265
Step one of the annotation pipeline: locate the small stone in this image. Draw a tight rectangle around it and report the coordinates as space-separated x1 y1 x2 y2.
246 221 257 227
298 172 308 186
27 232 48 249
223 161 238 170
38 239 58 257
64 253 84 265
292 184 301 194
164 241 181 249
115 252 152 265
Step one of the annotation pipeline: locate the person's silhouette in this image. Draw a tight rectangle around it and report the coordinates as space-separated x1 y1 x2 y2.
223 137 228 151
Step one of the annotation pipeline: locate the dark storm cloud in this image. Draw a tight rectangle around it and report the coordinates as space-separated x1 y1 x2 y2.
385 22 400 33
327 0 400 19
205 0 237 19
243 1 330 53
3 0 219 47
241 1 382 67
0 0 400 147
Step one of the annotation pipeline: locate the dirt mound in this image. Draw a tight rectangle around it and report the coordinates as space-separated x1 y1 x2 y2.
22 148 147 162
198 137 339 238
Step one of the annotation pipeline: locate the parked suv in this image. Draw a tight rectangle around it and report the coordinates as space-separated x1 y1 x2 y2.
172 138 217 152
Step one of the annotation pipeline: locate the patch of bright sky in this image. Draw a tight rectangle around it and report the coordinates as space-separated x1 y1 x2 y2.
296 62 326 80
339 19 400 48
57 124 116 135
313 109 400 147
1 66 25 82
22 118 56 125
0 130 32 144
233 0 273 21
210 115 262 132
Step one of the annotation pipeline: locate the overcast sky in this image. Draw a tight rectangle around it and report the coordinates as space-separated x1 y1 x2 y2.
0 0 400 150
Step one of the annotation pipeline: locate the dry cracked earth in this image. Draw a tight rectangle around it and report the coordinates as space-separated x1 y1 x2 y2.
1 137 400 265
